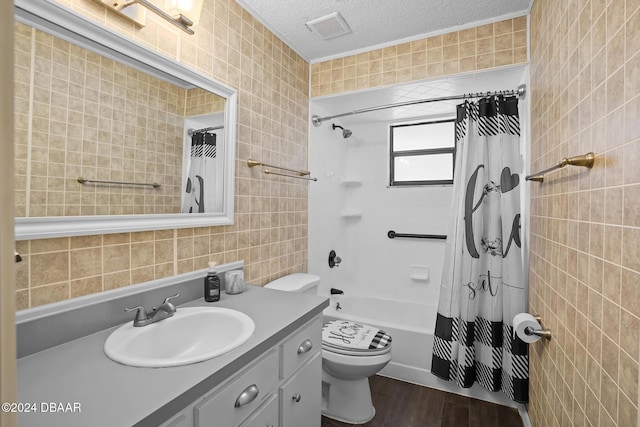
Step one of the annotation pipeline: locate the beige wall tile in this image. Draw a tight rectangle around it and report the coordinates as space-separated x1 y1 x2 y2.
103 244 130 274
131 266 154 284
11 0 320 307
131 241 154 268
103 270 130 290
154 239 174 264
70 276 102 298
70 247 102 279
529 1 640 426
30 237 69 253
30 251 69 286
31 283 69 306
310 17 528 97
15 21 187 217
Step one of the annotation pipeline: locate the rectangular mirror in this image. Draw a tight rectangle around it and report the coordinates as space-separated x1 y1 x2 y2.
14 0 237 240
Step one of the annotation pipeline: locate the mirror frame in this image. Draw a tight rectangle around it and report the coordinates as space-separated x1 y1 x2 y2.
14 0 237 240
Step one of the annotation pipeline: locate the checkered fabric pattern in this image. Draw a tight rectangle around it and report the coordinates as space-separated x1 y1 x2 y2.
368 330 392 350
432 314 529 403
190 133 217 158
431 95 528 404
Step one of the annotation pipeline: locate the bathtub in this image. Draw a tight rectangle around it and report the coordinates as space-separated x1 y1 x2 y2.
321 294 522 410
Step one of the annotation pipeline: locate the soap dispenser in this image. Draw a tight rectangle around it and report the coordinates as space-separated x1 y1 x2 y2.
204 262 221 302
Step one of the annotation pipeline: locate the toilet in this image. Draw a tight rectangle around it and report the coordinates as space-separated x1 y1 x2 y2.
265 273 392 424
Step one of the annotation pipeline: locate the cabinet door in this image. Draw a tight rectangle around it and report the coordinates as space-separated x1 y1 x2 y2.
279 353 321 427
239 394 278 427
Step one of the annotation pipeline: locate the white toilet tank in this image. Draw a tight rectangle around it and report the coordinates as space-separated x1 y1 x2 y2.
264 273 319 294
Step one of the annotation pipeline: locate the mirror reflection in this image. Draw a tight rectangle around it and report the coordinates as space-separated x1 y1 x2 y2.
14 21 226 218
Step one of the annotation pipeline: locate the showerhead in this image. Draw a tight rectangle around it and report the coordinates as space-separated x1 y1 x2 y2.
332 123 352 139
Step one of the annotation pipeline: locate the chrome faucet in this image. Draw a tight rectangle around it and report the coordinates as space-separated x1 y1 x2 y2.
125 293 180 327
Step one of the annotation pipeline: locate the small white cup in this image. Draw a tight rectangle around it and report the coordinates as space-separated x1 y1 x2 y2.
225 270 245 295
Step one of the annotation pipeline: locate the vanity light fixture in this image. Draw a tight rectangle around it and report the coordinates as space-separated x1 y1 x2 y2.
165 0 204 27
92 0 202 34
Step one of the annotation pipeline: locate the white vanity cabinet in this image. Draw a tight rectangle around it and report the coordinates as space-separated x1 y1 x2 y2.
195 349 280 427
279 354 321 427
162 314 323 427
238 395 278 427
278 316 323 427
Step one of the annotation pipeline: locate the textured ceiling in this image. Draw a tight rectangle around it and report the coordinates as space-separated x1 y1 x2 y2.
234 0 533 62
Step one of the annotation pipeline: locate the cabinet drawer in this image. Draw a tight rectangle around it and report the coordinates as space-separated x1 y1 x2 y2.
280 315 322 379
279 353 322 427
239 394 278 427
195 349 279 427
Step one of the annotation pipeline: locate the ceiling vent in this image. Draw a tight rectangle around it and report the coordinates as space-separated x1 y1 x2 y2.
305 12 352 40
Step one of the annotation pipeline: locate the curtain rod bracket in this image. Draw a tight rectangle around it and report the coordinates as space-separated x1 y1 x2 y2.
517 84 526 100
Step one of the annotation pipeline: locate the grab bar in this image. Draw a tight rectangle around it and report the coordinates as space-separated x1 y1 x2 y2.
387 230 447 240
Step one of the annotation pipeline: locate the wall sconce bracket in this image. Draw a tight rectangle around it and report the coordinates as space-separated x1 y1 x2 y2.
91 0 147 27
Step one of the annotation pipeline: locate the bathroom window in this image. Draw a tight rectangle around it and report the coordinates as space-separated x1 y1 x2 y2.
389 119 456 186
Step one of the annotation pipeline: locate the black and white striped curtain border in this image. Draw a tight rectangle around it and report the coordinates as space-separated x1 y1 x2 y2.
190 133 217 158
455 95 520 142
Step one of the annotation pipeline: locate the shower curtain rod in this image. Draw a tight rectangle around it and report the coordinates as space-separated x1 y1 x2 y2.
187 125 224 135
312 84 526 126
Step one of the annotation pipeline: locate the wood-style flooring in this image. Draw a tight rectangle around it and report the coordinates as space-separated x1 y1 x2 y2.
321 375 524 427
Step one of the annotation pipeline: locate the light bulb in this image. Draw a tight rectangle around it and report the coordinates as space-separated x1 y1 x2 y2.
165 0 204 26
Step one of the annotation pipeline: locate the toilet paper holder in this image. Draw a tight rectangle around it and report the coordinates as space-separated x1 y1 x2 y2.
525 315 552 341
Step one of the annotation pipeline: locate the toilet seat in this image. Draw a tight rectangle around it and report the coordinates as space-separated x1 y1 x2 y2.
322 320 392 357
322 342 391 356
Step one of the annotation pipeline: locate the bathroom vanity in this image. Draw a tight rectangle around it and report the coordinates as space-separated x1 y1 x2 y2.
16 268 328 427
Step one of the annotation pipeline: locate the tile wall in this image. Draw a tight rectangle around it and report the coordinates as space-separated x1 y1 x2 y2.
185 87 226 116
14 22 186 217
528 0 640 426
15 0 310 308
311 16 527 97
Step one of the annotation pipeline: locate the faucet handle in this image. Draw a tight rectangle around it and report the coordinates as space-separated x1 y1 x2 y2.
162 293 180 312
163 293 180 304
124 306 148 323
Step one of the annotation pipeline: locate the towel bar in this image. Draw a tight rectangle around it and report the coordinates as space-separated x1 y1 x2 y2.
77 177 161 189
526 152 595 183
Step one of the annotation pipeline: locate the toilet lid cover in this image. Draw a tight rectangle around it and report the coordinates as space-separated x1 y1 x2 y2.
322 320 392 354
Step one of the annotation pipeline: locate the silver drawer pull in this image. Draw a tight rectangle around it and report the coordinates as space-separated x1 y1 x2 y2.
234 384 259 408
292 393 301 403
297 339 313 355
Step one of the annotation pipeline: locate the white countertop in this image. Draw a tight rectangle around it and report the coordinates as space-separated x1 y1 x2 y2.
17 285 328 427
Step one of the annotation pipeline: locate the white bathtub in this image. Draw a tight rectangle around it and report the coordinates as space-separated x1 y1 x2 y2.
321 295 522 410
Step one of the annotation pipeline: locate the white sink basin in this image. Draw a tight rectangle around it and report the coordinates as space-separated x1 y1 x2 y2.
104 307 255 368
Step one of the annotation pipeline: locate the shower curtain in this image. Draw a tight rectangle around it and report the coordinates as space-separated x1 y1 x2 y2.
182 132 217 213
431 95 528 403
